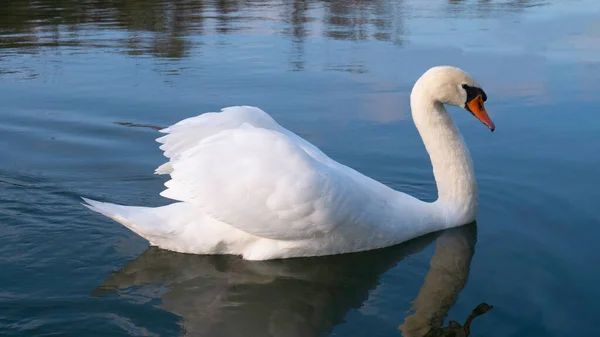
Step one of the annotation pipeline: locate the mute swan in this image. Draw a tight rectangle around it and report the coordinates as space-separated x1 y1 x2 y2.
83 66 495 260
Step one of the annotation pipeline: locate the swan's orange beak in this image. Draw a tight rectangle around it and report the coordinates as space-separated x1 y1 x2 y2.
466 95 495 132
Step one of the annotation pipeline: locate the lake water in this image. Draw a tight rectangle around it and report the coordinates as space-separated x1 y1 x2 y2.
1 0 599 336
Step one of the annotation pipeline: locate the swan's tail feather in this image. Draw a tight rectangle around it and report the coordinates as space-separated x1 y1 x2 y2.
81 197 175 244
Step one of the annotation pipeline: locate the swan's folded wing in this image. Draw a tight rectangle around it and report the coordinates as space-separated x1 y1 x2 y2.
155 106 281 175
160 125 358 241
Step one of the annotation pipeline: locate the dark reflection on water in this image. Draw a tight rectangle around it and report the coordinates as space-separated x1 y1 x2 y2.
96 225 476 337
400 225 476 337
0 0 569 84
0 0 547 61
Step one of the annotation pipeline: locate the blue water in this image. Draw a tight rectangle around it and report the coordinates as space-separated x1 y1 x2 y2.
1 0 599 336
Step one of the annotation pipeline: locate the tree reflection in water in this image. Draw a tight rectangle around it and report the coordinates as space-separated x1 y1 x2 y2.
0 0 543 62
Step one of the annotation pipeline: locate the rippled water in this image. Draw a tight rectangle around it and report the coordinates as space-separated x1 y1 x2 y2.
1 0 599 336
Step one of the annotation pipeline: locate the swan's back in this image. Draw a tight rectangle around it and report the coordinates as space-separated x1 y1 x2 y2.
155 106 336 175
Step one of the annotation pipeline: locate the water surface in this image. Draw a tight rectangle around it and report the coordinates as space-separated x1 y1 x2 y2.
1 0 600 336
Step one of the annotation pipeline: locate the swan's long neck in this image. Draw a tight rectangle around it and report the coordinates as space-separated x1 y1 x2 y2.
410 86 478 225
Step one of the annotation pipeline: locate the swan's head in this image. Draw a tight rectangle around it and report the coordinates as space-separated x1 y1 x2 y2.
414 66 495 132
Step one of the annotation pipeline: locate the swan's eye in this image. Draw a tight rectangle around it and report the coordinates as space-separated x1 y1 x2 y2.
462 84 487 104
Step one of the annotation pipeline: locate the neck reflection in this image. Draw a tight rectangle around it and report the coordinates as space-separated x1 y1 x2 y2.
400 224 477 337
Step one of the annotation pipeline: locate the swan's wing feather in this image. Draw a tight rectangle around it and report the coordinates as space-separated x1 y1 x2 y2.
160 124 356 240
155 106 281 174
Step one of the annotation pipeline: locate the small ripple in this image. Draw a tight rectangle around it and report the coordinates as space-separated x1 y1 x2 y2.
102 313 161 337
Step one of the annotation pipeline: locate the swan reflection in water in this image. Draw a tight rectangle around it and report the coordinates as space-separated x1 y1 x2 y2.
96 224 478 337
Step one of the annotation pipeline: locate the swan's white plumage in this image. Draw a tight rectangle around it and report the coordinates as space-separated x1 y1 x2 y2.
162 124 348 240
83 66 490 260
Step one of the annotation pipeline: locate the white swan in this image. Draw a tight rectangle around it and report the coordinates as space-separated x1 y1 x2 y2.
83 66 495 260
